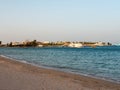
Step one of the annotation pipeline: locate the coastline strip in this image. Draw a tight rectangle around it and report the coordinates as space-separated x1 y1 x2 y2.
0 56 120 90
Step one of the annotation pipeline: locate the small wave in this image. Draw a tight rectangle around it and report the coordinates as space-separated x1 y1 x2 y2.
0 54 28 64
20 60 28 63
0 55 13 59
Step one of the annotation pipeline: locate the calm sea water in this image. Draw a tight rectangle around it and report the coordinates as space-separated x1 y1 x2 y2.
0 46 120 83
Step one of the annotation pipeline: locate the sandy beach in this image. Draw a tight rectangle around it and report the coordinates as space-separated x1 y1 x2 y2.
0 56 120 90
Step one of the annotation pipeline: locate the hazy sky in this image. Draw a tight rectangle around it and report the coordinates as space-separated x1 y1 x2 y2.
0 0 120 44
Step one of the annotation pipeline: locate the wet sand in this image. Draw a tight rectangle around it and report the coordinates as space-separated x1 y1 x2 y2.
0 56 120 90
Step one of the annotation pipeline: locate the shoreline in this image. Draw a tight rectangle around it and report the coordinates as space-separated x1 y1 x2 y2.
0 56 120 90
1 54 120 84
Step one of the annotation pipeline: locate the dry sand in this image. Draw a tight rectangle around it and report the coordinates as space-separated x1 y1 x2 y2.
0 56 120 90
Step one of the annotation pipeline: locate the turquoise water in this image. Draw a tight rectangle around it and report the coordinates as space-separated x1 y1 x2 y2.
0 46 120 83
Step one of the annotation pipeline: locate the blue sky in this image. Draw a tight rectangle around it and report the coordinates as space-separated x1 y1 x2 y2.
0 0 120 44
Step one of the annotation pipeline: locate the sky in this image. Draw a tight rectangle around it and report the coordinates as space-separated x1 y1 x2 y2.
0 0 120 44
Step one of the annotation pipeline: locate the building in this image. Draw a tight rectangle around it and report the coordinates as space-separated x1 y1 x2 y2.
37 44 43 47
94 42 105 46
12 42 20 46
68 43 83 48
37 42 43 47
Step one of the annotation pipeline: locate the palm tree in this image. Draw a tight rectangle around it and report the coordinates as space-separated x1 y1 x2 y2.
31 40 38 46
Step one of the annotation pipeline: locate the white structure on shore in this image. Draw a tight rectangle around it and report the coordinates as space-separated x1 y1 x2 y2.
68 43 83 48
94 42 105 46
12 42 20 46
37 44 43 47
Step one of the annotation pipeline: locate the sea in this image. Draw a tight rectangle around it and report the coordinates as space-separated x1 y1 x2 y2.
0 46 120 83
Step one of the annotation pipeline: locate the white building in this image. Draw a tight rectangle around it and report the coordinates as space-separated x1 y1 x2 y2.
43 41 50 44
94 42 104 46
12 42 20 46
37 44 43 47
68 43 83 48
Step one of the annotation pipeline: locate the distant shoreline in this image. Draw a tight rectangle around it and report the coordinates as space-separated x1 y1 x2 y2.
0 40 112 48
